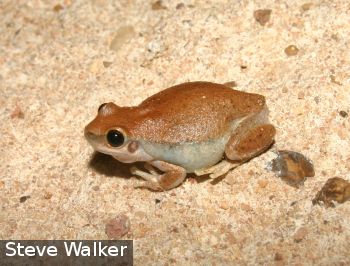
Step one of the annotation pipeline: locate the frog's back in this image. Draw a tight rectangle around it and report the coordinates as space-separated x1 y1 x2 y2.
130 81 266 143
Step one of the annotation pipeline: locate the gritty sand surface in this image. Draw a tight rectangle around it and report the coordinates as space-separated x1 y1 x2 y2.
1 0 350 265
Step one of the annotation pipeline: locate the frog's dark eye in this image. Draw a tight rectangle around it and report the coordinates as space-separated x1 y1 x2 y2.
98 103 107 112
107 130 125 147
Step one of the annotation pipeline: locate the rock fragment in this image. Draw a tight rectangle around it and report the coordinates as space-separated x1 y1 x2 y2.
53 4 64 12
254 9 272 26
301 3 313 12
105 214 130 239
284 45 299 56
338 110 348 118
313 177 350 207
268 150 315 187
20 195 30 203
152 0 167 10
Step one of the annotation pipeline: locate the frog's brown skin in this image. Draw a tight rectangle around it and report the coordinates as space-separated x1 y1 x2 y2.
85 81 276 191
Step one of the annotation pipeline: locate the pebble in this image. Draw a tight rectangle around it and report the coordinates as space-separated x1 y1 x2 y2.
152 0 167 10
268 150 315 186
103 61 112 68
105 214 130 239
293 227 308 242
43 192 53 200
338 110 348 118
284 45 299 56
53 4 64 12
253 9 272 26
312 177 350 207
330 74 342 85
301 3 313 12
20 195 30 203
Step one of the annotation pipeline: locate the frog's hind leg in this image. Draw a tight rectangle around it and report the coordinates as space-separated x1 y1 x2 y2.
131 160 186 191
225 124 276 161
194 160 240 179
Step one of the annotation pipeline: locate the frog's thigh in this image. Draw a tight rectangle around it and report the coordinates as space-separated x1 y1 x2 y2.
151 160 187 190
225 124 276 161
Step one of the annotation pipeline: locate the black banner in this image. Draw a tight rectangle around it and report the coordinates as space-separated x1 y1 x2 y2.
0 240 133 266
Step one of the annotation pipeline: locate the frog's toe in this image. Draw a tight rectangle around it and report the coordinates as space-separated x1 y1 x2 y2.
130 166 163 191
194 166 216 176
131 161 186 191
130 166 158 182
209 164 237 179
144 163 159 175
133 180 162 191
195 160 239 178
130 166 140 175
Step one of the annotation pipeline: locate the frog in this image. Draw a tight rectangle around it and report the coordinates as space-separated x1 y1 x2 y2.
84 81 276 191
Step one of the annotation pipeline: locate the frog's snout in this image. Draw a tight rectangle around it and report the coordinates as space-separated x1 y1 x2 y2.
84 129 97 141
84 127 105 153
84 123 100 142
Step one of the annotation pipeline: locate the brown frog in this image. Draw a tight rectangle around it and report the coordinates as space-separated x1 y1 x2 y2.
85 81 276 190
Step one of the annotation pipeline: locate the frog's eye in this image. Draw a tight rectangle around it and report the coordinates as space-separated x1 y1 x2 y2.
106 130 125 147
98 103 108 112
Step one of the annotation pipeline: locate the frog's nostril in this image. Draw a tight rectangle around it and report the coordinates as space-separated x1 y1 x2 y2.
84 129 97 140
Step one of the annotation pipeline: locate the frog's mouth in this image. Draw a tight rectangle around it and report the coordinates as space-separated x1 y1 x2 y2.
84 134 121 158
85 133 107 153
85 130 153 163
90 143 152 164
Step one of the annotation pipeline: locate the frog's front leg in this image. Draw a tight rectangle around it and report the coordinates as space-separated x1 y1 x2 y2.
131 160 186 191
225 124 276 161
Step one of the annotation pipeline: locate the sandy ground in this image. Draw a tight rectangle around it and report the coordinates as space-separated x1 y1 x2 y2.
1 0 350 265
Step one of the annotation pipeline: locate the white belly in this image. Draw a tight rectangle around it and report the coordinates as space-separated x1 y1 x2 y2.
139 134 230 173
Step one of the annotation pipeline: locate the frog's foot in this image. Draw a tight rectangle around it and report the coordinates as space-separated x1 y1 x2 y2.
131 160 186 191
194 160 240 179
131 166 162 191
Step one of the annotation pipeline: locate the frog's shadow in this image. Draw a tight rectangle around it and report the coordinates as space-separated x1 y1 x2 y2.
88 152 142 179
88 152 223 185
